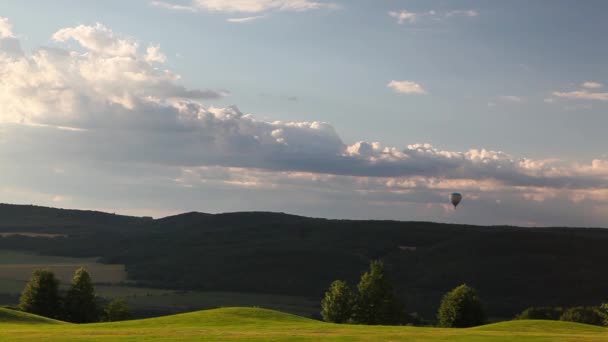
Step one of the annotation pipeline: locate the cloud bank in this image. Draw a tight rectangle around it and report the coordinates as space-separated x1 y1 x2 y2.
0 17 606 226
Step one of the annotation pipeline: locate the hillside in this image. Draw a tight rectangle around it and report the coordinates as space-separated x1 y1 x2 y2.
1 203 608 319
0 307 606 341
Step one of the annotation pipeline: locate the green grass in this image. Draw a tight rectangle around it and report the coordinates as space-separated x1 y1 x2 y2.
0 307 606 341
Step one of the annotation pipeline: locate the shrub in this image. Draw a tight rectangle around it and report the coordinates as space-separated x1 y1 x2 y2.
104 298 132 322
560 306 605 326
515 306 563 320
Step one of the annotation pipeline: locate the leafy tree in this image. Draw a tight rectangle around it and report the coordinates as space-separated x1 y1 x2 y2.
515 306 563 320
321 280 354 323
560 307 605 326
353 260 403 325
437 284 485 328
600 303 608 326
104 298 132 322
64 267 99 323
19 269 61 319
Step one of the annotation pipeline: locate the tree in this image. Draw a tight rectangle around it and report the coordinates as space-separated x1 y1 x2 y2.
321 280 354 323
560 307 605 326
515 306 563 320
64 267 99 323
600 303 608 326
437 284 485 328
104 298 132 322
353 260 403 325
19 269 61 319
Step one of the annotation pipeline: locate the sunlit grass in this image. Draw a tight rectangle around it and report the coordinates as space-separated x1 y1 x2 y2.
0 307 607 341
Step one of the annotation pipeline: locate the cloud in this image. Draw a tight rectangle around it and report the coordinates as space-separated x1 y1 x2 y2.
387 80 427 95
582 81 603 89
227 16 263 23
151 0 338 17
494 95 524 104
1 18 607 226
0 17 14 38
389 10 417 24
389 9 478 24
445 10 479 18
553 90 608 101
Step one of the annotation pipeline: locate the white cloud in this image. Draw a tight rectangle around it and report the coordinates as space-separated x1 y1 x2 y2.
53 23 138 56
445 10 479 17
582 81 603 89
389 10 417 24
1 17 608 226
553 90 608 101
150 1 197 11
497 95 524 103
389 9 478 24
227 16 263 23
0 17 14 38
387 80 427 95
145 44 167 63
152 0 338 15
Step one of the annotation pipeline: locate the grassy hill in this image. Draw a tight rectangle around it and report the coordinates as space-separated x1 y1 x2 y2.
0 307 606 341
1 203 608 319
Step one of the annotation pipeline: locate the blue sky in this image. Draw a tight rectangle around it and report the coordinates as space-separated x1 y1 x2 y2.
0 1 607 226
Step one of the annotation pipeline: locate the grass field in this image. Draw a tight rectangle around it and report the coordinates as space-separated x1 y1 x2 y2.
0 307 606 341
0 250 127 290
0 250 319 318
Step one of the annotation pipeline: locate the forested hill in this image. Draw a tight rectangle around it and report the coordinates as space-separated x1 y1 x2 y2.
1 203 608 319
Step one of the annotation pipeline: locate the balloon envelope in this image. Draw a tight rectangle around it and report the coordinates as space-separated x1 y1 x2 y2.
450 193 462 207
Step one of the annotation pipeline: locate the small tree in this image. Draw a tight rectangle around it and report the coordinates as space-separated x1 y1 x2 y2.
437 284 485 328
353 260 403 325
515 306 563 320
19 269 61 319
64 267 99 323
560 307 605 326
600 303 608 326
321 280 354 323
104 298 132 322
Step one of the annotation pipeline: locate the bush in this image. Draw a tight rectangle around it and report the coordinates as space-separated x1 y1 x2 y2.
104 298 132 322
19 269 61 319
321 280 354 323
437 284 485 328
560 306 605 326
515 306 563 320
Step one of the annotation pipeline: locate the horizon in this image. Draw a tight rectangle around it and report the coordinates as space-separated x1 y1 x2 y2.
1 1 607 227
2 201 607 229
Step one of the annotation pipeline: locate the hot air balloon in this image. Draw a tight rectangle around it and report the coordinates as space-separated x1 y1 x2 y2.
450 193 462 208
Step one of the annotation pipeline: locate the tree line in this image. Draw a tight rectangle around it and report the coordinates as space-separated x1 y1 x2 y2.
321 260 608 327
17 268 132 323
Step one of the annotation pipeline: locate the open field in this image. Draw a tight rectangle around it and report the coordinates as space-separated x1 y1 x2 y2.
0 307 607 341
0 250 319 318
0 250 127 288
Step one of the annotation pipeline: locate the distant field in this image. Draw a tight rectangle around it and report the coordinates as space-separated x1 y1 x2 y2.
0 250 127 293
0 250 319 318
0 307 607 341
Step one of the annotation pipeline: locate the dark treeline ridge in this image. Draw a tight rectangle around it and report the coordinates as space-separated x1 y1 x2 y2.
1 203 608 319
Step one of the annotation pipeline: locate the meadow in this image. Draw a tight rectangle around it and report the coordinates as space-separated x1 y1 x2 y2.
0 307 607 341
0 250 318 318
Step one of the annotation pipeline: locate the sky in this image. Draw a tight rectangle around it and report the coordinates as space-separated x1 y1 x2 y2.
0 0 607 227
